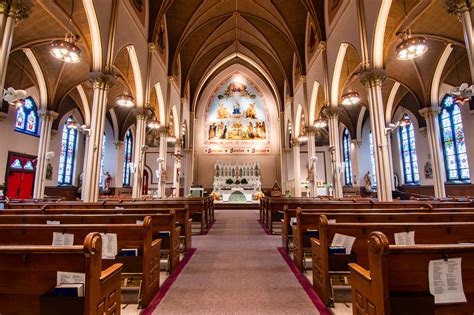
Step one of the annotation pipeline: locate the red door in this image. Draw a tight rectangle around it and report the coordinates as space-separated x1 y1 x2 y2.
142 170 149 195
6 154 36 200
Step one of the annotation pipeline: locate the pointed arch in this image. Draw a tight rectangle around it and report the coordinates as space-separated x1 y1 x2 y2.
82 0 103 71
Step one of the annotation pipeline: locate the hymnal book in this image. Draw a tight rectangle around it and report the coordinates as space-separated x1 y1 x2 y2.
331 233 356 254
118 248 138 256
394 231 415 245
136 220 144 225
329 246 346 254
53 284 84 297
429 257 467 304
328 219 336 224
304 229 319 238
115 206 125 210
159 231 171 238
100 233 118 259
52 232 74 246
57 271 85 286
290 217 297 226
47 220 60 225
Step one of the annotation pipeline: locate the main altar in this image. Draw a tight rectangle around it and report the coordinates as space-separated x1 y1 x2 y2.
212 161 262 203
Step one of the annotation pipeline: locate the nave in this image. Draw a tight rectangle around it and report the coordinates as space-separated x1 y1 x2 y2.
141 210 319 315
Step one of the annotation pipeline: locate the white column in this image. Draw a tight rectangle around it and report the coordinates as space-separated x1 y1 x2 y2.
361 69 393 201
132 111 147 198
113 141 124 192
82 73 114 202
157 127 168 198
306 126 317 197
350 139 361 187
291 139 302 197
172 140 182 197
326 107 343 198
420 107 447 198
0 2 30 95
445 2 474 82
33 110 58 199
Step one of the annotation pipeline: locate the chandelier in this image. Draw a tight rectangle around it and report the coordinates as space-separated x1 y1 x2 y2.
396 36 427 60
147 119 161 129
50 1 81 63
341 90 361 106
116 53 135 108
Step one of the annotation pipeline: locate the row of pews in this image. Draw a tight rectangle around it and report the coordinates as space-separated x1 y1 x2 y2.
0 197 214 314
262 196 474 314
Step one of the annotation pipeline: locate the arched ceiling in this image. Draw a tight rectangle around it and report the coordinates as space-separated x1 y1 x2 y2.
149 0 325 109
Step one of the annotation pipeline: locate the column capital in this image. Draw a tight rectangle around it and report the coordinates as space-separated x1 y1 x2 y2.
157 126 169 135
444 0 473 15
305 125 319 135
419 106 441 118
0 0 31 20
299 75 306 83
38 109 59 121
174 139 183 147
317 41 327 51
114 141 123 149
168 76 175 83
359 68 387 86
351 139 362 147
419 127 428 137
148 42 157 52
291 138 301 147
134 108 148 120
88 72 115 89
323 105 342 118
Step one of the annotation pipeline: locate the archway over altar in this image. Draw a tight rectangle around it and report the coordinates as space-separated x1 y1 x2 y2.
194 65 281 191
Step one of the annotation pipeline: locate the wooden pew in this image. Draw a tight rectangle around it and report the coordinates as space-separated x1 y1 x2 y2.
310 216 474 306
0 208 192 254
0 212 181 274
0 218 161 307
349 232 474 315
0 232 123 315
283 206 474 254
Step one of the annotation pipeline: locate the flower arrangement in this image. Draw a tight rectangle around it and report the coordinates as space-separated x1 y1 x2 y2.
254 191 265 200
240 178 248 185
210 191 221 201
226 178 234 185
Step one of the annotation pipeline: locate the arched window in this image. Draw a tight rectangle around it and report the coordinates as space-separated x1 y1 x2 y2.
99 133 106 188
123 129 133 186
399 115 419 184
369 131 377 187
439 95 470 182
15 97 39 136
58 116 78 186
342 128 353 186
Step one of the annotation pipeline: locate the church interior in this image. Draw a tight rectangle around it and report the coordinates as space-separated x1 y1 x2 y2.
1 0 474 314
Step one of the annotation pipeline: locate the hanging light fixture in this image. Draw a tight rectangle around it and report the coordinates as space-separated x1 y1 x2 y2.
395 0 427 60
341 57 360 106
147 119 161 129
50 0 81 63
314 107 328 128
115 53 135 108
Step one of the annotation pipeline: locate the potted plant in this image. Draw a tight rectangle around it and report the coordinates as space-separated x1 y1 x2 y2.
240 178 248 185
226 178 234 185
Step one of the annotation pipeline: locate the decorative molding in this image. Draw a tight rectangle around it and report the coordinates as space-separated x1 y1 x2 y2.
38 110 59 121
0 0 31 20
359 69 387 86
291 138 301 147
444 0 473 15
322 106 342 118
88 72 115 89
419 106 441 118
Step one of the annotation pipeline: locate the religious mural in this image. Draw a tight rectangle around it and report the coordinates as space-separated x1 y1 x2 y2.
207 76 267 141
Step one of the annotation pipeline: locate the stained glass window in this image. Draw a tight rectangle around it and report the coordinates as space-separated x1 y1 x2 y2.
342 128 353 186
123 129 133 186
10 159 22 169
58 116 78 186
15 97 38 136
399 115 419 184
99 133 106 188
439 95 470 182
369 131 377 187
24 161 34 171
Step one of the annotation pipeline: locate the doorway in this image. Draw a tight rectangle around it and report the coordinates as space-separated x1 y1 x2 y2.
6 152 37 199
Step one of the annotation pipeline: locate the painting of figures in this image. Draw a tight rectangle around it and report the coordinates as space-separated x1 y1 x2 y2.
208 75 267 141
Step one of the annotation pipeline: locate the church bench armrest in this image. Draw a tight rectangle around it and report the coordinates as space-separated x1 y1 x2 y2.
348 262 371 282
100 263 123 283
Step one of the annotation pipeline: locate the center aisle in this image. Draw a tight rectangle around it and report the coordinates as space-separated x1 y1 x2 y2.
150 210 319 314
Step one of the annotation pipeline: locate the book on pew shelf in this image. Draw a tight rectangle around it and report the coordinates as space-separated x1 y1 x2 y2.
118 248 139 256
329 246 346 254
159 231 171 238
53 284 84 297
331 233 356 254
52 232 74 246
57 272 85 286
115 206 125 210
290 217 296 225
136 220 144 225
328 219 336 224
304 229 319 238
47 220 60 225
100 233 118 259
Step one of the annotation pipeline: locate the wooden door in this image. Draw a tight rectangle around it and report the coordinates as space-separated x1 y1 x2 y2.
6 154 36 199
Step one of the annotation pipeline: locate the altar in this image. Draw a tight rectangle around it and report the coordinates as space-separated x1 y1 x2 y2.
212 161 262 203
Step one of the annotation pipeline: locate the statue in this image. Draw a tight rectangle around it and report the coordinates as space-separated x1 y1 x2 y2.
364 171 372 193
232 102 241 115
103 171 112 192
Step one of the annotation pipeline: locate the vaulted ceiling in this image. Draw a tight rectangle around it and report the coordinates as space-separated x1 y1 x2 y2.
149 0 325 109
